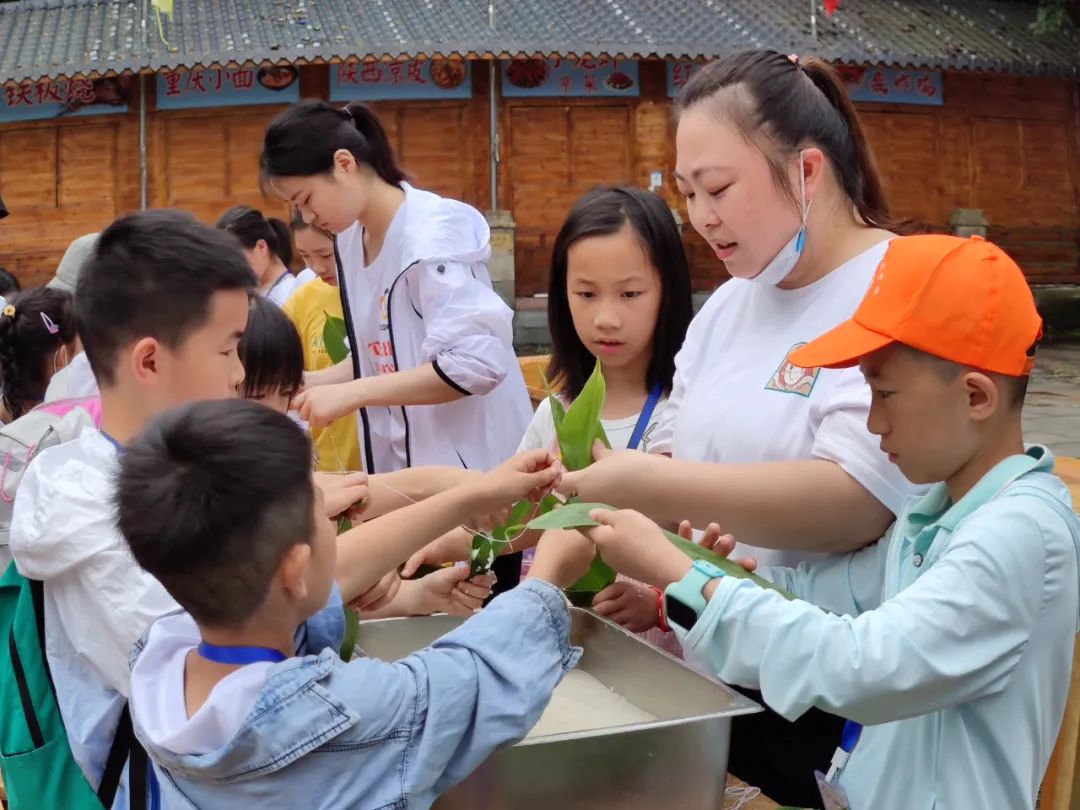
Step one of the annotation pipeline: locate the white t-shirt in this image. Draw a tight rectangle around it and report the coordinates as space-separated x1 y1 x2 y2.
651 240 918 569
341 205 409 469
518 395 668 455
266 268 318 308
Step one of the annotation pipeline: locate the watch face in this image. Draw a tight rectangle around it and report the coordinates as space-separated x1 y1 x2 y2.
665 594 697 630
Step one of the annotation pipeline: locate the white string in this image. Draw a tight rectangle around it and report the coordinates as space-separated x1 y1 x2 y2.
724 784 761 810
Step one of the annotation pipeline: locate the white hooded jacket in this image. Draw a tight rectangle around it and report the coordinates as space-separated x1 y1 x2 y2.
337 184 530 473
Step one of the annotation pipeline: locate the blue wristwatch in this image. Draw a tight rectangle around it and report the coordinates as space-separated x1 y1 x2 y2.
664 559 725 632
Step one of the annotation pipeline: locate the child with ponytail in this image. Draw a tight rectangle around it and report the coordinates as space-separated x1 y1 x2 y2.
0 287 79 423
217 205 316 306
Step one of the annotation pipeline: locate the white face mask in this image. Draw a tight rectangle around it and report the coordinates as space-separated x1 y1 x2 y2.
749 151 811 286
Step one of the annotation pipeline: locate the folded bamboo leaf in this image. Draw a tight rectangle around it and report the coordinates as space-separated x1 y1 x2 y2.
323 313 351 365
339 606 359 661
527 502 795 601
556 359 611 472
468 494 562 578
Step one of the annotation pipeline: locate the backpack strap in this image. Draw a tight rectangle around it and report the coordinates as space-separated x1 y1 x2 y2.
97 704 149 810
29 577 148 810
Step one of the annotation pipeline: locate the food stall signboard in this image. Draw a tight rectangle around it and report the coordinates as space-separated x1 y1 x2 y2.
666 60 942 106
0 77 130 122
502 58 640 98
157 65 300 110
330 60 472 100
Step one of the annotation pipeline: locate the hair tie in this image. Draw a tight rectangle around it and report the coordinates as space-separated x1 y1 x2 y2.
2 304 14 319
40 312 60 335
787 53 800 64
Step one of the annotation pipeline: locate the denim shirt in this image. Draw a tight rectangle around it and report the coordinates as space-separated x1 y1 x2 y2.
129 580 580 809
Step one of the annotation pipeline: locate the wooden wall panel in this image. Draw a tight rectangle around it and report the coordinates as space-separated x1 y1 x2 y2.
1 128 58 209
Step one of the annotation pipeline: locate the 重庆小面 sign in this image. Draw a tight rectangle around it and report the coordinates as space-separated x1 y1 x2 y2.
156 65 299 110
0 76 131 123
331 59 472 100
502 57 639 98
667 61 943 107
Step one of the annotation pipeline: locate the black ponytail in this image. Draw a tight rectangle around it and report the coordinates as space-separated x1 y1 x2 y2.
0 287 77 419
261 99 406 187
216 206 292 266
678 50 895 229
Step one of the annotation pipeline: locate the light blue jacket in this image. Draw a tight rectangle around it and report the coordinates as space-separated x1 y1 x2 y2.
129 580 579 810
678 446 1080 810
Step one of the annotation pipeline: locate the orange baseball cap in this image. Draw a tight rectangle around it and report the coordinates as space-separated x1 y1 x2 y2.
790 235 1042 376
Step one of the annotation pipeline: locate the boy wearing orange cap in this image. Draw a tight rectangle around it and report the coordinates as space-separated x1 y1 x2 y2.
577 235 1080 810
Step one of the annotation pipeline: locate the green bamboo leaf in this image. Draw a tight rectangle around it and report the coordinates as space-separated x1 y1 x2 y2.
339 606 359 661
557 359 611 471
323 313 350 365
526 502 795 601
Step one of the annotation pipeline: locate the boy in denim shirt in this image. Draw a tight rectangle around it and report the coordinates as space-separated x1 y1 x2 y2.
577 235 1080 810
120 400 587 809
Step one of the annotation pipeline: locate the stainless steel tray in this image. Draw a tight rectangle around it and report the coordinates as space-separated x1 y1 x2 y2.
355 607 761 809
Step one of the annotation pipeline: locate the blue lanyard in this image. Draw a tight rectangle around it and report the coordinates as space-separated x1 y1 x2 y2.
841 720 861 753
626 386 663 451
100 431 124 454
197 642 287 665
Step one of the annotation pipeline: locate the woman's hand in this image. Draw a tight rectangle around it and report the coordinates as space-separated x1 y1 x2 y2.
294 382 364 429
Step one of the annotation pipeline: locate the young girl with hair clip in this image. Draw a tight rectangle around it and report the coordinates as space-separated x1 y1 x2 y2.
558 51 924 807
282 211 361 472
261 100 531 593
216 205 316 306
0 287 80 423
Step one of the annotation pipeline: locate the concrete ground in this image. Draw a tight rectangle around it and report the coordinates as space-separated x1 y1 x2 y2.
1024 344 1080 458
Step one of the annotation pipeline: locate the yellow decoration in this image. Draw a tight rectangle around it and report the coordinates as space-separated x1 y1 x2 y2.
151 0 173 15
3 305 15 318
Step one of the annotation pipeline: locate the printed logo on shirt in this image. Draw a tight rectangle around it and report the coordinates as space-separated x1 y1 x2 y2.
638 421 658 453
765 343 821 397
378 290 390 332
368 339 397 375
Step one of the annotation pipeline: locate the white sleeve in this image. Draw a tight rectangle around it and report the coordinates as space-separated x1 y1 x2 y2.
412 261 515 396
517 398 557 453
680 496 1059 725
11 460 176 695
810 366 916 515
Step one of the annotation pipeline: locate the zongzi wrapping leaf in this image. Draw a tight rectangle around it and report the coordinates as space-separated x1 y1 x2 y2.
554 360 611 472
339 606 359 661
527 502 795 601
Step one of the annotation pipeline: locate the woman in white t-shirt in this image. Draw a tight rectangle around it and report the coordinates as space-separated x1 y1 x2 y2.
561 52 920 808
261 100 531 594
216 206 316 307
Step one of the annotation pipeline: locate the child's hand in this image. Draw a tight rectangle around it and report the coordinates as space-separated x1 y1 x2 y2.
582 509 692 589
527 529 596 588
592 581 659 633
351 570 401 612
401 527 472 575
677 520 757 573
415 567 495 617
294 382 358 429
315 471 369 518
468 450 562 513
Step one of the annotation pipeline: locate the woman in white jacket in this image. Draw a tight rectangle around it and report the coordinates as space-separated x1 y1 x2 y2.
261 101 531 475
